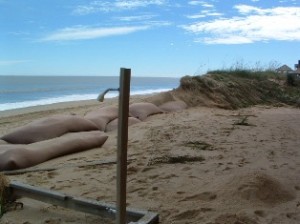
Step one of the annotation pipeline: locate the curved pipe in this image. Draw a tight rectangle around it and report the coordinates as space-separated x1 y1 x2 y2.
97 88 120 102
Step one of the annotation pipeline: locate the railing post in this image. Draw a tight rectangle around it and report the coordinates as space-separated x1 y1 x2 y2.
116 68 131 224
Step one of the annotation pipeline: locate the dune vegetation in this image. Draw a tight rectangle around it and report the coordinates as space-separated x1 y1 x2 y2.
173 68 300 109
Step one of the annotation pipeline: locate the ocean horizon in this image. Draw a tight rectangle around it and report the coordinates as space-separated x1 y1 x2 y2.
0 75 180 111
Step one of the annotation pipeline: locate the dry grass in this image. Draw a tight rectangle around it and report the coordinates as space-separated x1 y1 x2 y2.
184 141 214 151
173 70 300 109
148 155 205 165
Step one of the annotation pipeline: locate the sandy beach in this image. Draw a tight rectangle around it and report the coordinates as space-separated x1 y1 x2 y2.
0 93 300 224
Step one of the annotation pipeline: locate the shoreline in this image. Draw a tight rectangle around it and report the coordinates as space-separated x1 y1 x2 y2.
0 91 170 118
1 74 179 114
0 99 102 118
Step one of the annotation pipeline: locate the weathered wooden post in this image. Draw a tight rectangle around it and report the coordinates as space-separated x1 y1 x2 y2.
116 68 131 224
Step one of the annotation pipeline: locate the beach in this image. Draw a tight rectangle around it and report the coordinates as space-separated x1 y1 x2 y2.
0 92 299 224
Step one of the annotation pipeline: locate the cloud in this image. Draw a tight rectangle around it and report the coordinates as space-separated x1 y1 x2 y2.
143 20 172 27
188 1 214 8
234 5 265 14
197 36 254 44
182 5 300 44
0 60 31 66
73 0 167 15
114 0 166 9
40 25 149 42
187 10 223 19
187 1 221 19
116 14 157 22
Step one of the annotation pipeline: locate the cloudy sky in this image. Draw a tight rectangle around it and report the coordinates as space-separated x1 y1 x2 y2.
0 0 299 77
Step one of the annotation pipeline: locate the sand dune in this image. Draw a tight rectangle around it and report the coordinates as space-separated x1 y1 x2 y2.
0 93 299 223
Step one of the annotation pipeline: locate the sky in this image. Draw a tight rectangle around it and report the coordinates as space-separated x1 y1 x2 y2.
0 0 300 77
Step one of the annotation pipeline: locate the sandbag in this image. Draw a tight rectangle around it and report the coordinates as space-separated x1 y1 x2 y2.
129 103 163 121
0 131 108 171
84 106 119 131
1 115 98 144
0 140 8 145
105 117 141 132
159 100 187 112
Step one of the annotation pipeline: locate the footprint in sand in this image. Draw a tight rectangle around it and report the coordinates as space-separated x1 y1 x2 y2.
254 210 266 217
200 207 213 212
53 184 71 191
50 185 56 190
44 218 62 224
141 166 154 172
212 214 258 224
172 209 201 220
127 165 139 175
237 158 250 167
127 186 146 194
181 166 191 171
286 212 300 220
148 174 159 179
47 171 58 179
67 157 81 161
160 173 178 179
179 191 217 202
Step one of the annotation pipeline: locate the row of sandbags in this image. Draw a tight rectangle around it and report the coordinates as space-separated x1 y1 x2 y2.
0 101 187 171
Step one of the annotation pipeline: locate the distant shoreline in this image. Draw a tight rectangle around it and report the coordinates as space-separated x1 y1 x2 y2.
0 91 162 118
0 99 100 118
0 75 179 112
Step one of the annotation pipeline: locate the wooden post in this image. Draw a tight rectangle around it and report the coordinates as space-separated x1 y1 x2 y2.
116 68 131 224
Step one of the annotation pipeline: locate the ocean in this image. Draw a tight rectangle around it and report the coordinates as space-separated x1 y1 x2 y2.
0 76 180 111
